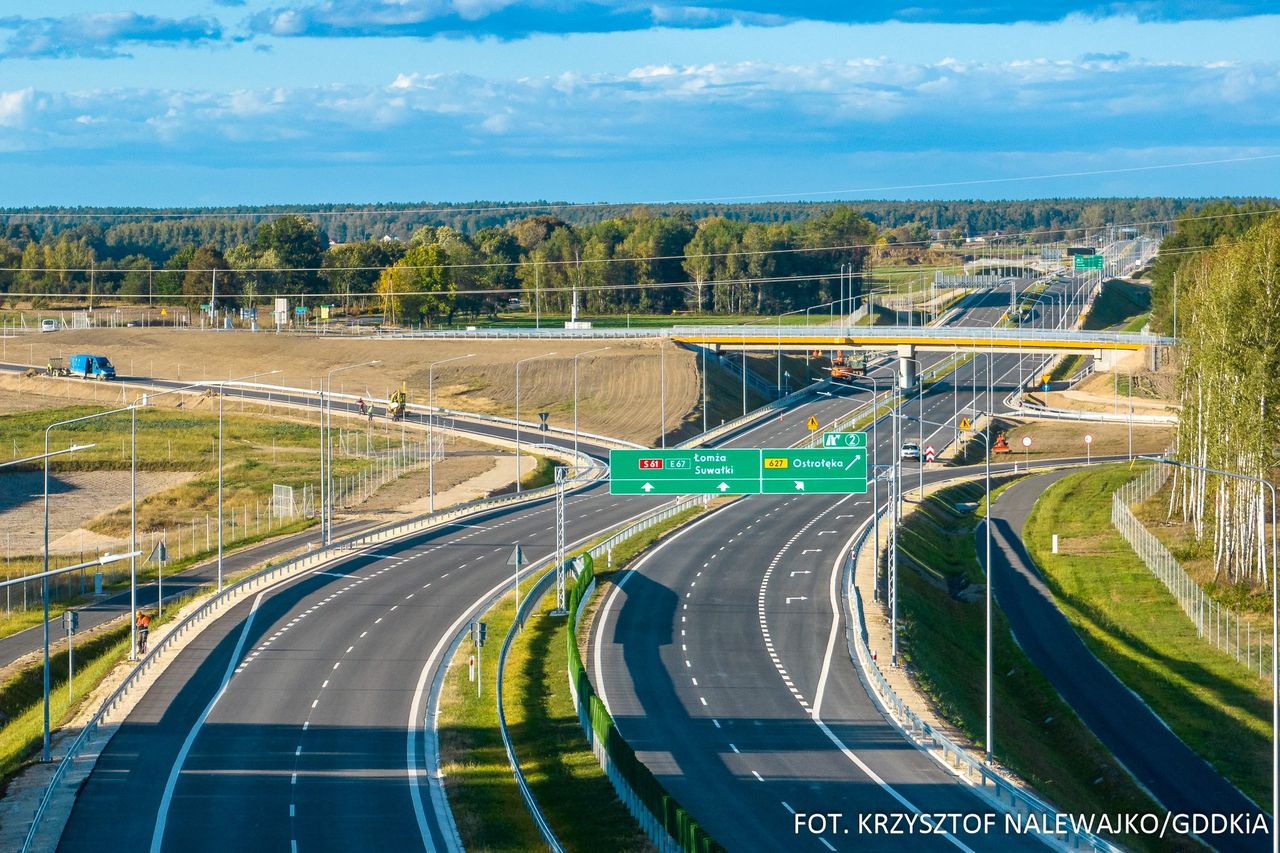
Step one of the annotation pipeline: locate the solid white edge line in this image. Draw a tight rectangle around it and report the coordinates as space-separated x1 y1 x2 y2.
150 589 268 853
409 499 670 853
811 520 975 853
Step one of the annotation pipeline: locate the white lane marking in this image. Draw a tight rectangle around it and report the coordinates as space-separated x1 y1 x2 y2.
712 719 720 729
730 743 740 753
150 590 268 853
751 770 764 782
311 699 318 709
820 838 836 851
698 697 707 706
345 646 354 654
360 631 368 638
782 801 795 814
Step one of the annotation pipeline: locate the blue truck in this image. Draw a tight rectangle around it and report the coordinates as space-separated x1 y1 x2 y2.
69 353 116 380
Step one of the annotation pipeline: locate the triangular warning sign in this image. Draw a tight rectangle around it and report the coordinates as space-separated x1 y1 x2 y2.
958 417 972 431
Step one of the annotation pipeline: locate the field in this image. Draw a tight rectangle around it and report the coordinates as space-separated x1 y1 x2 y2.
1025 466 1271 806
6 328 708 446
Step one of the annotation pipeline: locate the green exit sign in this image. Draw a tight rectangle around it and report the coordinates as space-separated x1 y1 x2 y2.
1073 254 1103 270
822 432 867 449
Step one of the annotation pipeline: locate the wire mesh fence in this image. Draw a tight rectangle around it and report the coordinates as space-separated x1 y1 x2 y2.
1112 465 1274 679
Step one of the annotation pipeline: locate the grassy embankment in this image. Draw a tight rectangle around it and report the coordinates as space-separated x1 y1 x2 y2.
1024 465 1270 806
893 478 1196 852
1050 279 1151 380
438 504 705 851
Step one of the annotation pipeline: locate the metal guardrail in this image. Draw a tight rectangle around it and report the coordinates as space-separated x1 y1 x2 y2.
669 324 1173 347
842 500 1122 852
220 380 645 450
1112 465 1273 679
19 447 602 853
263 324 1174 348
492 494 702 853
1003 389 1176 425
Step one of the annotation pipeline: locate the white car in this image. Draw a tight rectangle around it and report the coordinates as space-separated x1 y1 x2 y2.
40 319 58 332
900 442 922 460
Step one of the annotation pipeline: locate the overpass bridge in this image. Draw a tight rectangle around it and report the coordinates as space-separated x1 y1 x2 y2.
670 324 1170 388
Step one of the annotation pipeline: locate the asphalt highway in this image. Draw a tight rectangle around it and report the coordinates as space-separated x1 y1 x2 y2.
0 518 368 671
35 269 1087 851
986 471 1268 853
45 332 915 850
589 278 1087 852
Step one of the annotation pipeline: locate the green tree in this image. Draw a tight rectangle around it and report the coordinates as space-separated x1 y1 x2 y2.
253 214 327 294
377 243 456 327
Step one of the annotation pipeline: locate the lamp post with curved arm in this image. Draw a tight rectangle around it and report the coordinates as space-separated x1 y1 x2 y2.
428 354 473 512
515 352 556 493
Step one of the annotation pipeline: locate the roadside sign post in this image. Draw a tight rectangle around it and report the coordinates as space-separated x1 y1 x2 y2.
1084 433 1093 464
538 412 550 433
1022 435 1032 470
806 415 819 432
472 621 487 697
924 445 936 464
507 545 526 623
62 610 78 703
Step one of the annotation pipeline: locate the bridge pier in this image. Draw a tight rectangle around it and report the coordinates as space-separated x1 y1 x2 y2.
897 344 917 390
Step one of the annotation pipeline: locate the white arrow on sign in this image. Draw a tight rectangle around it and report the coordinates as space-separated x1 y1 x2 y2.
641 482 654 492
794 481 805 491
717 482 730 492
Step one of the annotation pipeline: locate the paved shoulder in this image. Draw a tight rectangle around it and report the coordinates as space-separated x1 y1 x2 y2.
985 470 1267 853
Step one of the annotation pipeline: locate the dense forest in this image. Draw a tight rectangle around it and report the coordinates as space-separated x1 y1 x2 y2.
0 197 1249 254
0 197 1271 325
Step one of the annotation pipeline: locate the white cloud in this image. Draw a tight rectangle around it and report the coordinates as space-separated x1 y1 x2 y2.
1 55 1277 166
0 88 34 127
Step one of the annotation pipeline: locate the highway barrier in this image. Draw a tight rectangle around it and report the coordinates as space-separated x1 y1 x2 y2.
561 497 726 853
843 494 1122 853
19 448 603 853
1112 464 1273 679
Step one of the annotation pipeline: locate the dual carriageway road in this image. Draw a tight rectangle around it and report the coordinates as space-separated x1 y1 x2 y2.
26 272 1094 851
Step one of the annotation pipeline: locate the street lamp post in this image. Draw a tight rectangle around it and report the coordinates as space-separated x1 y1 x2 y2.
322 361 380 543
1141 455 1277 848
515 352 557 493
43 406 134 762
428 355 473 513
573 347 610 461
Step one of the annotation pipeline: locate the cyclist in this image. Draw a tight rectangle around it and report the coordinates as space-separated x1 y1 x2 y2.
136 610 152 654
357 397 368 416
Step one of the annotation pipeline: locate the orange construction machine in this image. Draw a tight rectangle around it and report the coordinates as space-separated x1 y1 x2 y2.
829 352 867 383
992 432 1012 453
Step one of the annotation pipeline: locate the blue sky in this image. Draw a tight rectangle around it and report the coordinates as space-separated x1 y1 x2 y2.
1 2 1278 206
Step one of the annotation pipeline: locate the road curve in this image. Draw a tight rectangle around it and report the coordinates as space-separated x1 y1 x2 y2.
985 470 1268 853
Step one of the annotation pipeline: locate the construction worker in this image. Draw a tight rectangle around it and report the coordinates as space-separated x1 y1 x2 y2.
136 610 152 654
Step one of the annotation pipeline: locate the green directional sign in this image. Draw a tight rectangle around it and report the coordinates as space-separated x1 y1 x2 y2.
1073 254 1103 270
761 448 867 494
610 448 868 496
609 449 761 495
821 431 867 449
